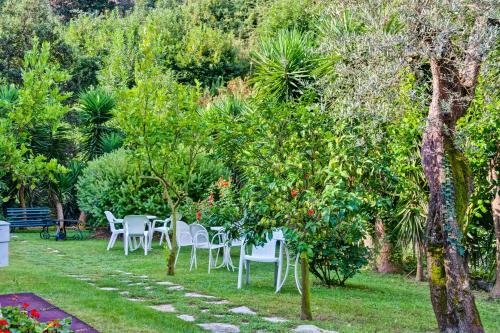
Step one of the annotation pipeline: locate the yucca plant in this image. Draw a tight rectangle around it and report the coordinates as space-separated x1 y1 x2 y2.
101 132 124 154
394 172 427 282
77 88 116 161
0 84 19 116
251 29 321 101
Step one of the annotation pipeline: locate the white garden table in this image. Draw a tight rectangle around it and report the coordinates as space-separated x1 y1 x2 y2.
210 226 237 271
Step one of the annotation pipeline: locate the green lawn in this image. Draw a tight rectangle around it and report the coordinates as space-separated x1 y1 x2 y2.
1 232 499 333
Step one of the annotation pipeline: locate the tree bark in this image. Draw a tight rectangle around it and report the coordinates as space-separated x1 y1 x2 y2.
78 211 87 225
415 243 425 282
300 253 312 320
375 219 398 273
167 206 177 276
421 55 483 332
489 147 500 299
18 183 26 208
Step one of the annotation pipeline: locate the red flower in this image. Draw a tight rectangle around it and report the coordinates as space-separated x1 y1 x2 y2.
196 210 201 221
0 319 8 326
30 309 40 319
291 189 299 198
307 209 315 216
51 321 62 327
22 302 29 308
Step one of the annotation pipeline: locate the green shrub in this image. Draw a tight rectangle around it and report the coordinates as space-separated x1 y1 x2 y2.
76 149 169 227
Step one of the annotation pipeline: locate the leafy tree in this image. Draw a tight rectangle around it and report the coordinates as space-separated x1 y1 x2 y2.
0 0 70 84
50 0 116 22
390 72 429 281
458 46 500 298
116 35 210 275
0 39 70 208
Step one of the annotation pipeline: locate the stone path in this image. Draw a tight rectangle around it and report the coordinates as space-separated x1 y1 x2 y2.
149 304 176 313
198 323 240 333
229 306 256 315
40 245 341 333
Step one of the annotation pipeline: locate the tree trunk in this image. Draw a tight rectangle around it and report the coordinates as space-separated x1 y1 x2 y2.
375 219 397 273
167 206 177 276
18 183 26 208
300 253 312 320
421 57 483 333
78 211 87 225
489 148 500 299
415 243 425 282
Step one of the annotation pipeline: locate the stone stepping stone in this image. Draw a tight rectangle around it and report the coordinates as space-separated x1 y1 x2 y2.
144 286 153 290
128 283 144 286
149 304 176 313
229 306 256 315
156 281 175 286
205 300 230 305
292 325 338 333
198 323 240 333
119 291 130 296
76 277 93 281
185 292 215 299
99 287 119 291
263 316 288 323
177 314 195 322
137 275 149 279
168 285 184 291
127 298 145 302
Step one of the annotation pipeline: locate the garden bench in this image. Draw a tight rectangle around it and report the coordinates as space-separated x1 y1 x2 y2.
6 207 83 240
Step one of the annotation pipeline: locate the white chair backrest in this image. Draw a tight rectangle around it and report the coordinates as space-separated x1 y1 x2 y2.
190 223 209 246
250 230 283 259
176 221 193 246
105 211 118 232
123 215 148 235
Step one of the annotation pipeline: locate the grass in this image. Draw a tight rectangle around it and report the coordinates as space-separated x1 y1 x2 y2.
1 232 499 333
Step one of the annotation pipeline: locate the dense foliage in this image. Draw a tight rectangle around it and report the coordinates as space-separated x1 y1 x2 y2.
0 0 497 326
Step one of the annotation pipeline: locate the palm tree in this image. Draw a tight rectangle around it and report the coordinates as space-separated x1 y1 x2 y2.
77 88 117 161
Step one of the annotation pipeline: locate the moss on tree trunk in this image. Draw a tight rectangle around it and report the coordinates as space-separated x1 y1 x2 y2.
422 57 484 333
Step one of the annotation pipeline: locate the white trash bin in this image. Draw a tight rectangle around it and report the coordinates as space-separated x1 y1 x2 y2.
0 221 10 267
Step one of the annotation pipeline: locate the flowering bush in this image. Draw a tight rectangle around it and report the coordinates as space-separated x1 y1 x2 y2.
181 177 242 229
0 303 73 333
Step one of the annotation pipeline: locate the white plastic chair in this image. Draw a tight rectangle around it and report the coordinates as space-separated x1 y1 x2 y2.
174 220 193 267
105 211 124 250
189 223 225 273
150 216 175 250
237 230 289 293
123 215 150 256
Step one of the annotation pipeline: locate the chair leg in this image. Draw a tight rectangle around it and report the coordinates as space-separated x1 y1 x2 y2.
190 247 196 271
237 256 244 289
107 233 116 250
175 246 181 267
124 235 129 256
208 248 212 274
144 236 148 256
246 261 250 285
165 232 172 250
274 262 278 287
159 232 164 246
276 247 284 293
